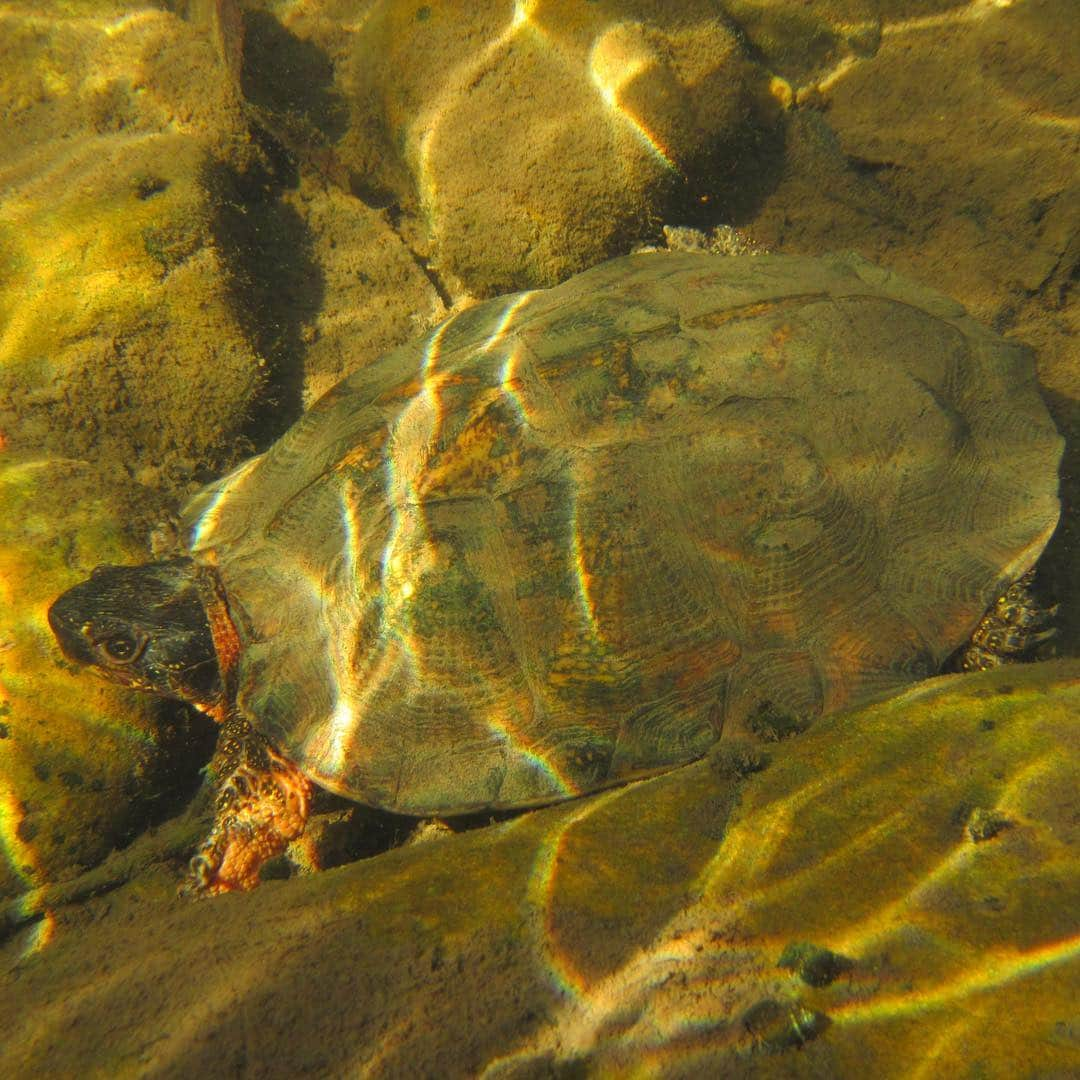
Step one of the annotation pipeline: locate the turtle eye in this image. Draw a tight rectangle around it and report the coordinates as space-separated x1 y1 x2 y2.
99 631 143 664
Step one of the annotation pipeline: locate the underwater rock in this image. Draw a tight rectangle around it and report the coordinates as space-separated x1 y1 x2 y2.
361 2 777 295
0 3 264 490
741 997 831 1053
966 806 1014 844
1 661 1076 1075
280 178 443 407
718 0 884 86
777 941 855 988
0 459 169 900
262 0 778 296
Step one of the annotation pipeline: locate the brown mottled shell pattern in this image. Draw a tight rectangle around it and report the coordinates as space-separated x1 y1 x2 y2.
181 252 1063 815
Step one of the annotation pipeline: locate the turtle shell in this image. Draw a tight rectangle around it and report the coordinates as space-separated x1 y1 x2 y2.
182 252 1063 815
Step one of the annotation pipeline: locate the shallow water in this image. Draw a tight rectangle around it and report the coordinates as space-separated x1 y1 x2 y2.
0 2 1077 1076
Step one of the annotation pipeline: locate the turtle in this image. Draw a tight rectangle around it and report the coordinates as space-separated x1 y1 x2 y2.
48 251 1063 895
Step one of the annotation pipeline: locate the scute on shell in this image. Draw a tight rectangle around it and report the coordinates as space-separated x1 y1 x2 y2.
181 252 1063 814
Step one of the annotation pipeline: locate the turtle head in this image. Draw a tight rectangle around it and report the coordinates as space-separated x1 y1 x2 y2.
48 557 223 709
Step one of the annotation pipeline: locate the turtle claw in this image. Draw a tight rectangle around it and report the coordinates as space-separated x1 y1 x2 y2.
958 570 1058 672
181 850 222 899
183 712 314 896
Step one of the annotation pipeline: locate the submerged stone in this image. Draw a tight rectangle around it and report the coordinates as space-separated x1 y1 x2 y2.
0 459 168 899
1 661 1076 1076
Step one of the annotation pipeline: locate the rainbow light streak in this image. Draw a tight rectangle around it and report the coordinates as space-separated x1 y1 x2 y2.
294 477 389 779
832 753 1062 958
498 344 535 427
0 8 157 35
187 456 261 550
533 918 749 1065
325 644 407 770
832 933 1080 1027
492 786 744 1069
337 477 363 585
0 790 57 957
0 788 40 892
364 318 459 699
994 752 1062 816
907 1017 985 1080
481 291 537 355
306 696 358 781
303 618 424 789
312 485 370 773
881 0 1014 36
691 771 841 900
487 292 538 429
19 908 57 956
587 33 679 173
717 805 910 918
484 710 577 799
101 9 160 37
567 485 605 644
524 786 633 999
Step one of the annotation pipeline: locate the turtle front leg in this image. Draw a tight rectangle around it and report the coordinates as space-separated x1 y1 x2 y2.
185 712 313 896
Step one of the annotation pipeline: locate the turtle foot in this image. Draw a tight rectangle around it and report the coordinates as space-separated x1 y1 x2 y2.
183 713 313 896
958 569 1057 672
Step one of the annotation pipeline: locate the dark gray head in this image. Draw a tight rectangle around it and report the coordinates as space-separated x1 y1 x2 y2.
48 557 222 708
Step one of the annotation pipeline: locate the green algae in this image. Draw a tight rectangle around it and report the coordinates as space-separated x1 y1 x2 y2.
0 459 168 899
0 3 264 486
1 662 1076 1076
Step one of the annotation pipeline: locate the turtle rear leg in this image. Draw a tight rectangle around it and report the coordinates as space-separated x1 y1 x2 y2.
957 570 1058 672
185 712 313 896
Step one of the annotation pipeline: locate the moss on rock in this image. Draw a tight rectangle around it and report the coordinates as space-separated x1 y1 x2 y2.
0 458 169 899
262 0 780 296
1 662 1077 1076
0 3 264 493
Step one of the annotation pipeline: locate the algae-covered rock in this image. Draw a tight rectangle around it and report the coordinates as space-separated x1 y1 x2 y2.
265 0 776 296
0 2 263 488
1 662 1076 1076
718 0 882 86
0 458 170 901
0 3 274 902
280 178 443 408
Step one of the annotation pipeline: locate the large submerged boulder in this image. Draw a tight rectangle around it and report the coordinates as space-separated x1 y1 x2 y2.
0 459 170 900
0 2 264 488
2 661 1076 1075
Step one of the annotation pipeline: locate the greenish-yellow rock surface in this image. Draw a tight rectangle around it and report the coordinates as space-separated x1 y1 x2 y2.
278 177 443 408
248 0 777 297
2 662 1076 1076
0 2 263 485
0 2 273 899
0 458 169 901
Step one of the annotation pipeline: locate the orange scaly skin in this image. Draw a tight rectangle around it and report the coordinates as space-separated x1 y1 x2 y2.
957 570 1057 672
189 569 314 895
196 564 243 723
187 714 313 894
